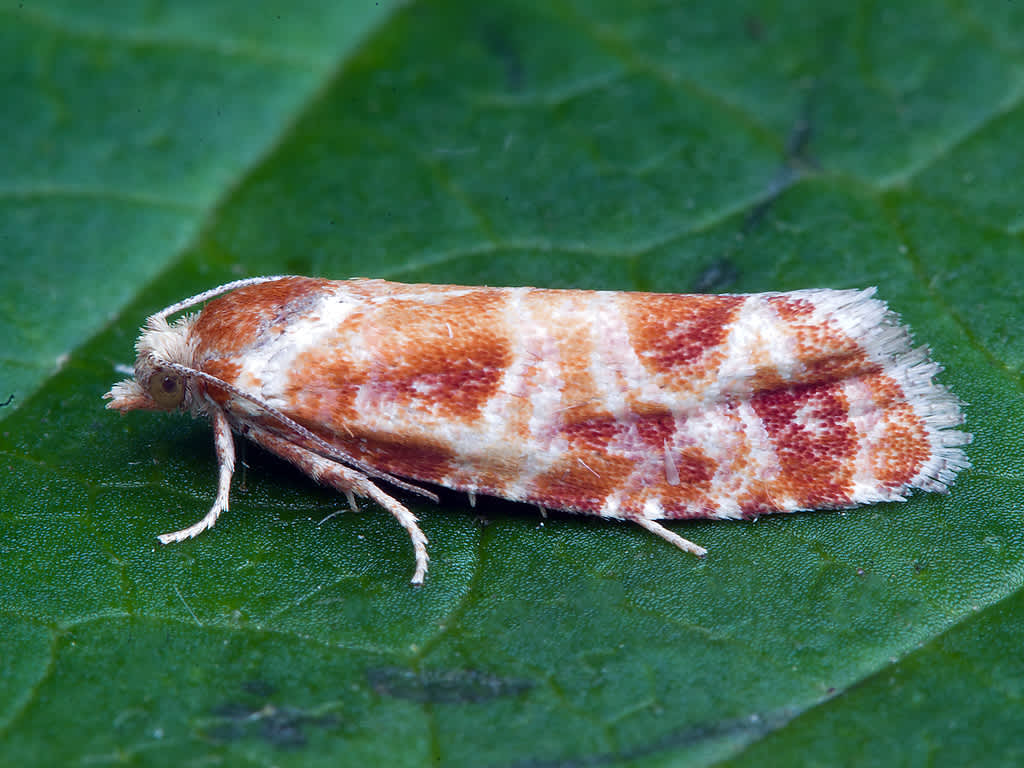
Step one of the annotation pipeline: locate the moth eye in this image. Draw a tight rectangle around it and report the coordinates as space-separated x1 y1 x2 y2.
148 369 185 409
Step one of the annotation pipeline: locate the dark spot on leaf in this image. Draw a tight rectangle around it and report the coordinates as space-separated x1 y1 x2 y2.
745 16 764 41
692 260 740 293
499 708 794 767
480 22 524 91
743 96 819 233
213 702 256 720
206 683 341 749
368 666 533 704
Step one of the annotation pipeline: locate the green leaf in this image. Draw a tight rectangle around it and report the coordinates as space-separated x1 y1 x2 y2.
1 1 1020 766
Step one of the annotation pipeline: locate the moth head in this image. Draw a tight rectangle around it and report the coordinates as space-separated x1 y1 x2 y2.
104 314 200 414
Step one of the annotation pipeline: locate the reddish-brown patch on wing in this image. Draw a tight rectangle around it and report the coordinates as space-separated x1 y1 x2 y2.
551 408 723 517
238 406 457 484
193 277 333 358
286 312 369 428
637 446 720 515
768 294 879 386
293 367 366 428
861 372 930 487
627 294 744 370
559 417 630 453
633 410 675 445
768 295 816 321
623 293 744 393
364 289 513 422
528 451 636 514
732 486 779 518
752 381 857 508
337 431 457 483
672 446 720 487
748 366 788 392
624 411 720 516
283 289 513 435
802 353 879 388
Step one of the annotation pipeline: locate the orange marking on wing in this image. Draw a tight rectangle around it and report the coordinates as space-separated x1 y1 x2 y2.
344 433 457 482
634 411 675 445
284 289 513 434
289 341 368 426
732 487 778 518
529 452 636 513
633 445 720 515
862 372 930 487
768 295 815 320
243 408 457 485
802 353 880 387
554 409 723 517
770 295 880 386
369 290 512 421
752 382 857 508
194 277 333 357
748 367 787 392
560 419 627 452
624 294 744 382
672 446 719 487
873 412 930 487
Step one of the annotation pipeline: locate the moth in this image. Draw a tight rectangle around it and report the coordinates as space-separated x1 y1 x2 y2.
106 276 970 583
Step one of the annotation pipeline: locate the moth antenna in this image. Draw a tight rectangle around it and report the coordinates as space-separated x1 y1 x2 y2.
150 275 299 322
158 359 440 503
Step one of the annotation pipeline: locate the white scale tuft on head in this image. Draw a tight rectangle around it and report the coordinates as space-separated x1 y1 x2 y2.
105 314 199 413
134 314 198 382
106 276 297 413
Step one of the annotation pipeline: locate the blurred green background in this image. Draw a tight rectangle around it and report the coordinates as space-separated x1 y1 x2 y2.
1 1 1022 766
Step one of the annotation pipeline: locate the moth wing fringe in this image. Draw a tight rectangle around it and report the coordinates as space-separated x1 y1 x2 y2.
799 287 971 493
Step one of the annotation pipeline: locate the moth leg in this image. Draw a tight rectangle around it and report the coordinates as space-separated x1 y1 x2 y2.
629 515 708 558
158 407 235 544
245 425 430 585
